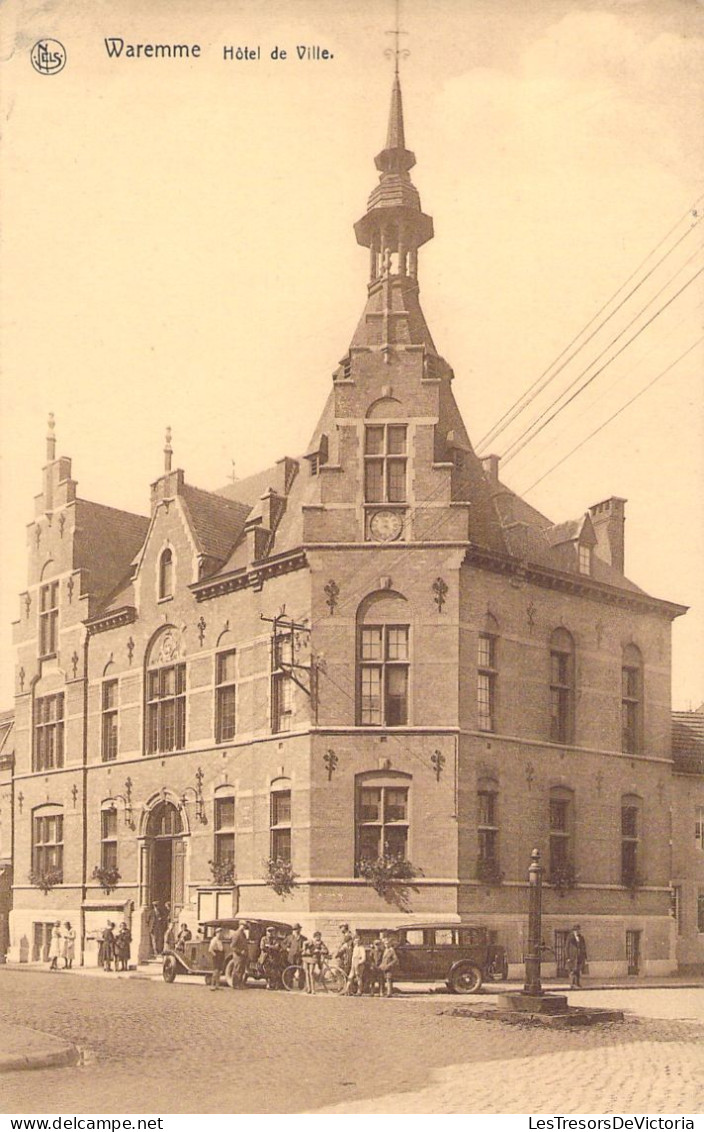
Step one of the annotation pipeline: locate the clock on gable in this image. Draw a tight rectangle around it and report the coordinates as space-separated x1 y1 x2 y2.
369 509 404 542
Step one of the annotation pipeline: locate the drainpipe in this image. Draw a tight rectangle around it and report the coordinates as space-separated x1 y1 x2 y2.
79 628 90 967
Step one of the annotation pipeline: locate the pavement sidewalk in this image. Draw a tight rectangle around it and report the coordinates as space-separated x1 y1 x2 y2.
0 1021 81 1073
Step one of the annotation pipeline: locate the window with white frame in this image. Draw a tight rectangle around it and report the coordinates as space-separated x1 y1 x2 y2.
270 789 291 862
33 809 63 876
549 628 575 744
213 794 235 871
355 774 410 865
102 680 118 762
39 581 59 657
146 663 186 753
477 786 498 864
364 424 407 503
34 693 64 771
477 620 498 732
359 625 409 726
215 650 237 743
100 806 118 871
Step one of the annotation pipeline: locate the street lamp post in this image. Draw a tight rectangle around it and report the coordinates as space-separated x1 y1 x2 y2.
523 847 543 996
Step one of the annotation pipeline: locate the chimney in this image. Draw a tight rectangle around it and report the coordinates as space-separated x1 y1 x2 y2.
589 497 626 573
482 454 500 484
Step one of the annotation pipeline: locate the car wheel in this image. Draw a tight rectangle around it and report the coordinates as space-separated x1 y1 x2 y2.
449 962 483 994
162 955 178 983
224 958 238 988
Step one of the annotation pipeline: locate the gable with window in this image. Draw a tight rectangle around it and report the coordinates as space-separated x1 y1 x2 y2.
355 771 410 868
39 579 59 658
621 644 643 753
549 628 575 744
357 591 410 727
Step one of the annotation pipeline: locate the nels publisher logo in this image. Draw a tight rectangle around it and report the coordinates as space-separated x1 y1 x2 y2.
30 39 67 75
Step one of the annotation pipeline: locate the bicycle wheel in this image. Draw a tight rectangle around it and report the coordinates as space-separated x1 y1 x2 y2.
321 965 347 995
282 964 307 992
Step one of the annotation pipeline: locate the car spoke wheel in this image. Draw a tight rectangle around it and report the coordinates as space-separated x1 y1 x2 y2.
449 962 482 994
224 959 239 988
321 966 347 995
282 964 306 992
162 955 178 983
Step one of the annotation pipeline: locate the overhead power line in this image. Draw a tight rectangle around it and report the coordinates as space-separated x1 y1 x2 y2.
520 335 704 495
500 262 704 467
477 193 704 453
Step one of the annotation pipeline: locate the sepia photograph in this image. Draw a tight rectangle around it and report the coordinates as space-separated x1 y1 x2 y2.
0 0 703 1118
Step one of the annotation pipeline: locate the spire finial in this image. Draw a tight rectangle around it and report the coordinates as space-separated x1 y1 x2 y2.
164 426 173 473
384 0 409 76
46 413 56 462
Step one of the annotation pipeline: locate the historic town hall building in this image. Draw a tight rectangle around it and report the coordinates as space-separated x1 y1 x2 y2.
8 74 691 974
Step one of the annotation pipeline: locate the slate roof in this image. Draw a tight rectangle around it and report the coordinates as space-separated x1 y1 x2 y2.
179 484 250 564
74 500 149 608
672 708 704 774
0 710 14 759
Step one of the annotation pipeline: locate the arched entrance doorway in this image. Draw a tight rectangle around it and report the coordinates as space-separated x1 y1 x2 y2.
145 801 186 915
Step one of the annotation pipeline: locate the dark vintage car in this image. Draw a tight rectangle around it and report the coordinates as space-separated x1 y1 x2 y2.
162 917 293 987
357 923 508 993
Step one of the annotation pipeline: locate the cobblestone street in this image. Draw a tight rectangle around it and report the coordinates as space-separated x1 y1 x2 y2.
1 971 703 1114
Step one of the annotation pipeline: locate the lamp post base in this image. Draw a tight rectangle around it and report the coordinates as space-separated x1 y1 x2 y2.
497 992 570 1015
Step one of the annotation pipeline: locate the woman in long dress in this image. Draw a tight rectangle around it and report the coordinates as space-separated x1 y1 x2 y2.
48 921 62 971
61 921 76 969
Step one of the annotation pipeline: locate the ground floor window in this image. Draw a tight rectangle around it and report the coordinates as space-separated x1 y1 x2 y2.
355 774 410 866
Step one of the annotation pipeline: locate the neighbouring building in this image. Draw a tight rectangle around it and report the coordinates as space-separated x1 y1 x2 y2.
7 73 691 975
671 706 704 971
0 710 14 960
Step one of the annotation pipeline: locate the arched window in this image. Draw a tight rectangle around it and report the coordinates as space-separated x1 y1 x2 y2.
146 800 183 838
145 630 186 754
549 628 575 744
477 614 499 733
159 548 174 600
355 771 411 867
621 644 643 753
357 592 409 726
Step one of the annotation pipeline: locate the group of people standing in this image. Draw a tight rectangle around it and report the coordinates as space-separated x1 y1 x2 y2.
208 920 400 997
97 921 132 971
47 920 76 971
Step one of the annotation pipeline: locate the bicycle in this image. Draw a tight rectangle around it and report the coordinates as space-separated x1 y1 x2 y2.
282 959 347 995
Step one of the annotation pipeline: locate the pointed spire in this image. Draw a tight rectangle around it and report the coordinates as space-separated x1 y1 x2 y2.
385 71 406 152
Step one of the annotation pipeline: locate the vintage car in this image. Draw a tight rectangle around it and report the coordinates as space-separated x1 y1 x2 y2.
357 923 509 993
162 917 293 986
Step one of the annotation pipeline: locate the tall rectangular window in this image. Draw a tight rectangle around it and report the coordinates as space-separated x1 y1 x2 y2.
34 694 64 771
364 424 407 503
146 664 186 754
101 680 118 762
213 796 235 870
621 646 642 753
39 581 59 658
100 807 118 871
359 625 409 726
215 650 237 743
477 633 497 732
356 780 409 863
477 790 498 863
621 803 639 886
549 630 574 744
33 813 63 875
270 790 291 862
549 797 570 874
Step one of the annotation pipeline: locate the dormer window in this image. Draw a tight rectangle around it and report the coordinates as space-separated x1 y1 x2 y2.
159 548 173 600
578 545 591 575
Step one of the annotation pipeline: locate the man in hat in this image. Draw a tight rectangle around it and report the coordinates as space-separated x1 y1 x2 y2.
286 923 305 967
229 919 249 987
565 924 588 988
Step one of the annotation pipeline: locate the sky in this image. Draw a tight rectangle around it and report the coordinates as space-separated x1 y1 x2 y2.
1 0 702 709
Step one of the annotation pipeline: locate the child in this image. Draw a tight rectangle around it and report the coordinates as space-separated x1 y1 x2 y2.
379 931 399 998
